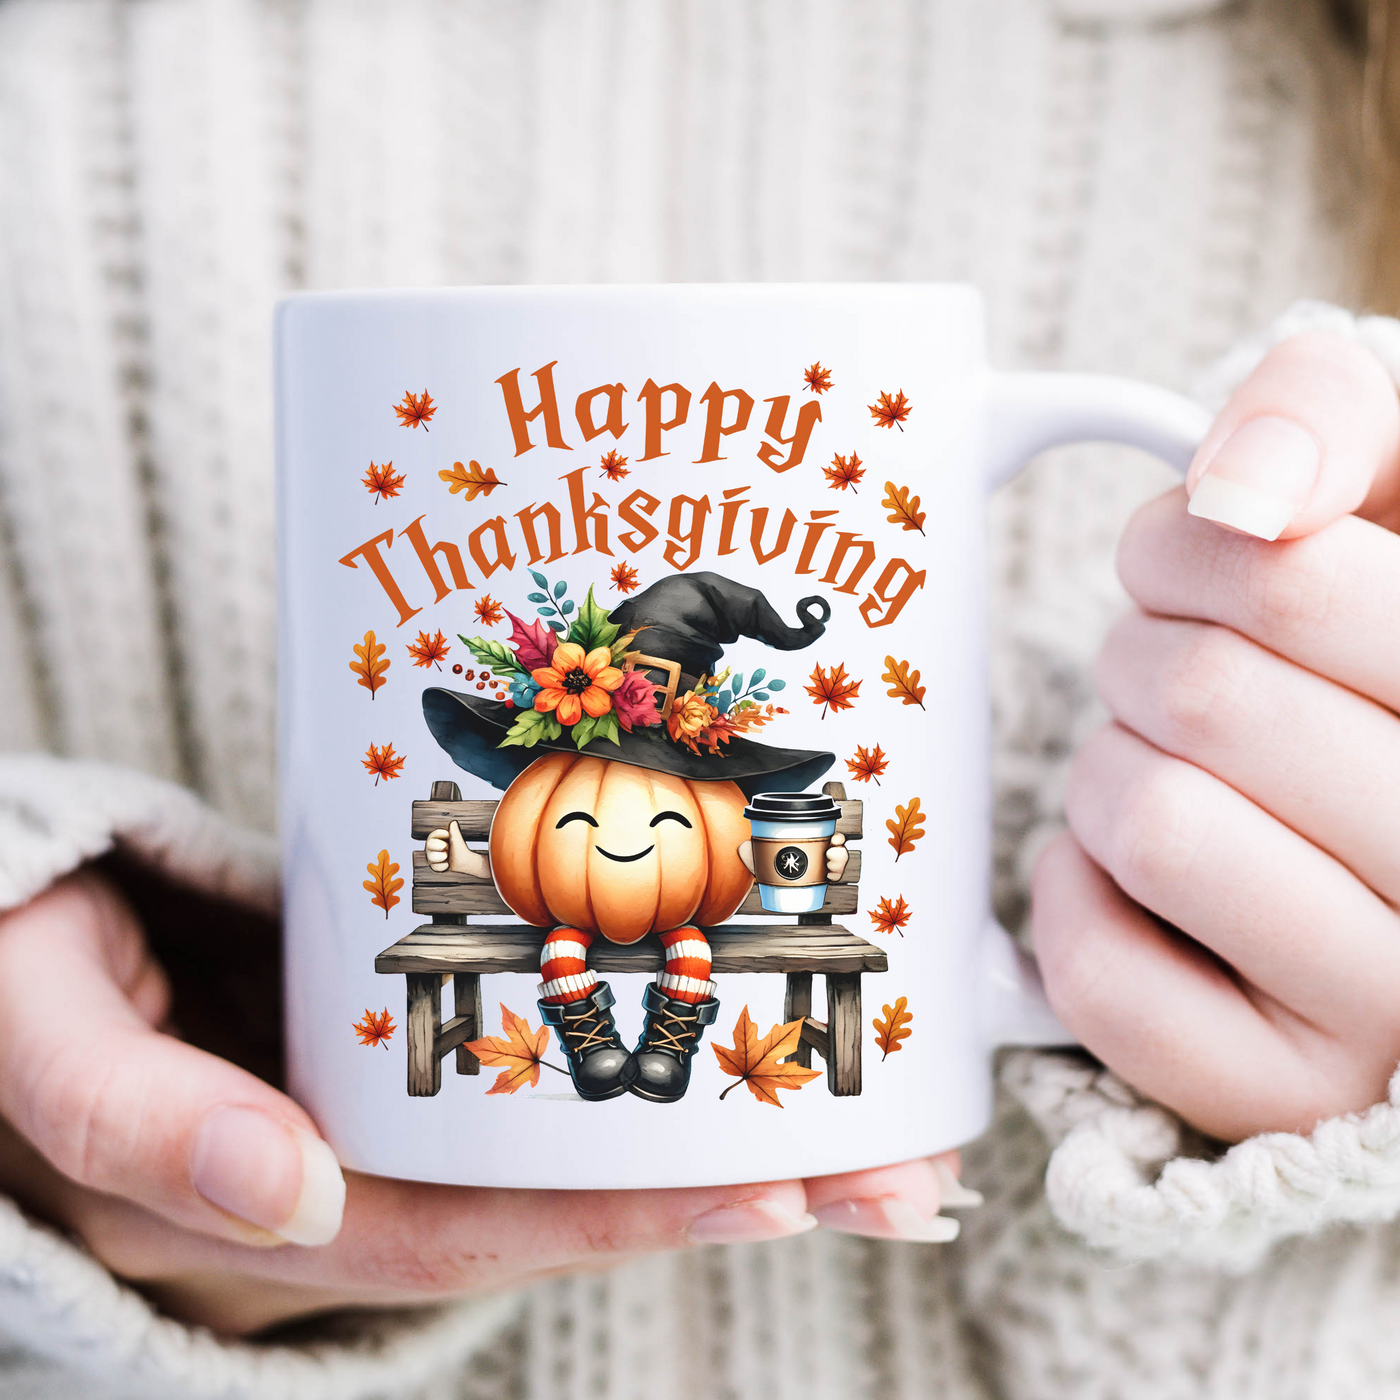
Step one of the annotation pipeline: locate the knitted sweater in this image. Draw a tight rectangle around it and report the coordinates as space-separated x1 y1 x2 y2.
2 1 1399 1396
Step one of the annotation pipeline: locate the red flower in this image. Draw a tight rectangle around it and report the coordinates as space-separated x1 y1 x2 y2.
532 643 624 726
612 669 662 732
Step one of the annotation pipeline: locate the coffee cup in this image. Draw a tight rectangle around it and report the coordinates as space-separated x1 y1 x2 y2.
744 792 842 913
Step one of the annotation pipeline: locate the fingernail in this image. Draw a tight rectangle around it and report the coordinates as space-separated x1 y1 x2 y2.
1188 416 1320 541
933 1159 984 1208
812 1197 960 1243
687 1198 819 1245
191 1106 347 1246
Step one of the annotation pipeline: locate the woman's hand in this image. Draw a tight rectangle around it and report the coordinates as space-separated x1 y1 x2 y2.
1033 329 1400 1144
0 872 970 1338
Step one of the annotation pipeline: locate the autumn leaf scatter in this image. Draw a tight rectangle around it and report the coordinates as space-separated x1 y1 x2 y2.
407 629 450 669
868 893 911 936
463 1005 563 1095
869 388 912 431
394 389 436 431
886 798 926 861
350 630 389 698
473 595 504 627
805 662 861 718
362 741 405 785
824 452 865 492
610 561 640 594
882 482 926 535
439 459 504 500
846 743 888 785
353 1007 396 1049
598 449 630 481
714 1007 821 1106
873 997 913 1059
803 361 833 394
362 460 405 503
364 849 403 917
882 656 926 708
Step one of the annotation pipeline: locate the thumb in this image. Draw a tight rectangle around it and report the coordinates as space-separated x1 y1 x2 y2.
0 873 345 1247
1186 329 1400 541
449 819 469 863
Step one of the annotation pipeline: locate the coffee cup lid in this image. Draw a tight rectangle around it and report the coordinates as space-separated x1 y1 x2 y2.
743 791 842 822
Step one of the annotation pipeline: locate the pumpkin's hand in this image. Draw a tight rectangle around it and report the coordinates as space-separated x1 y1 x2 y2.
737 839 755 875
444 820 490 879
826 833 849 882
425 827 452 872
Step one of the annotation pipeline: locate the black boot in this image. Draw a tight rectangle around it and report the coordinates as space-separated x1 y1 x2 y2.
623 984 720 1104
538 983 630 1101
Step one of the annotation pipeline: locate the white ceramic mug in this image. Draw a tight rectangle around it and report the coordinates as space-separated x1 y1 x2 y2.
276 284 1207 1190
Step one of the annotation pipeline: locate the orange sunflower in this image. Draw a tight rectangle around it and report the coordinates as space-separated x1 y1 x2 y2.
531 643 624 725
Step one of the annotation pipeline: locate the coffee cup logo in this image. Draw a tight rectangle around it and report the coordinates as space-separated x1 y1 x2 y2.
776 846 809 881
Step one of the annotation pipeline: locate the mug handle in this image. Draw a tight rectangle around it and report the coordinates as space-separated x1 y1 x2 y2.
978 371 1212 1049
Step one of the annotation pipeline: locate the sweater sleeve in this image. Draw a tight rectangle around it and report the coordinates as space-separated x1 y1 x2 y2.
997 301 1400 1274
0 752 521 1400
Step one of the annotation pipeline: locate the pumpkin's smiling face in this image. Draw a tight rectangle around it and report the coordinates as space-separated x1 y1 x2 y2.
488 752 753 943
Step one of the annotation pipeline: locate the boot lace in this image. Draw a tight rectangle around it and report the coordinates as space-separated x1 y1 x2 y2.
561 1003 617 1053
640 1002 701 1056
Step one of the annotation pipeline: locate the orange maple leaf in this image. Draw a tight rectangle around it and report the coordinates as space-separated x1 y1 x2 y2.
868 893 911 936
803 361 833 394
362 741 406 785
713 1006 821 1106
805 662 861 718
881 655 926 708
610 561 640 594
440 459 504 500
886 797 926 861
463 1004 562 1095
882 481 926 535
823 451 865 492
363 849 403 918
869 388 912 431
846 743 888 785
394 389 436 431
362 460 405 503
473 595 504 627
352 1007 396 1049
873 996 914 1059
350 630 390 698
407 629 450 670
598 449 630 482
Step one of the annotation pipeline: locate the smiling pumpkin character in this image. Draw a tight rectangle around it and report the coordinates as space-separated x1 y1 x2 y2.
422 573 846 1103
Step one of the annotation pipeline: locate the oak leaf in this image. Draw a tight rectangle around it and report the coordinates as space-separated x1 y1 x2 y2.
868 893 911 936
805 661 861 718
353 1007 396 1049
823 451 865 492
846 743 888 785
394 389 436 431
364 849 403 917
713 1006 821 1106
350 630 390 698
869 388 912 431
610 561 640 594
407 629 450 669
882 481 926 534
881 655 926 708
362 741 406 785
362 460 405 503
440 459 504 500
803 361 833 394
598 449 630 482
886 797 926 861
463 1004 559 1095
873 996 913 1059
473 595 504 627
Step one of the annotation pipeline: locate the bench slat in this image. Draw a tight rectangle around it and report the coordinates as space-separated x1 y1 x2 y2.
376 924 888 976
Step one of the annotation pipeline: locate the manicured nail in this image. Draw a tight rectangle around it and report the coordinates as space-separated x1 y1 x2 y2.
1188 415 1320 541
191 1106 347 1246
812 1197 960 1242
687 1198 819 1245
933 1158 984 1208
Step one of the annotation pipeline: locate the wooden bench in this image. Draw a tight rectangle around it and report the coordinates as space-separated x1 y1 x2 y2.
375 779 887 1098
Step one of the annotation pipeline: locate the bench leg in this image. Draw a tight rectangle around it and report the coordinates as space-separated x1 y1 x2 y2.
825 972 862 1096
454 973 482 1075
406 973 442 1097
784 972 813 1068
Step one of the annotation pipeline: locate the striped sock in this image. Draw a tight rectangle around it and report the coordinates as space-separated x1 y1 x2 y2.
538 927 598 1005
658 926 715 1004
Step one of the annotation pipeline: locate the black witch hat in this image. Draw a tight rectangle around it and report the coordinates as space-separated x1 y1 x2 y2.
423 571 834 797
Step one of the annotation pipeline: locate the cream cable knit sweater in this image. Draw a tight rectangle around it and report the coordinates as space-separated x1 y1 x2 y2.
1 1 1397 1397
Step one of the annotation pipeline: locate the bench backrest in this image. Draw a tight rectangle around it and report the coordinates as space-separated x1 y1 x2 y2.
411 779 862 921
